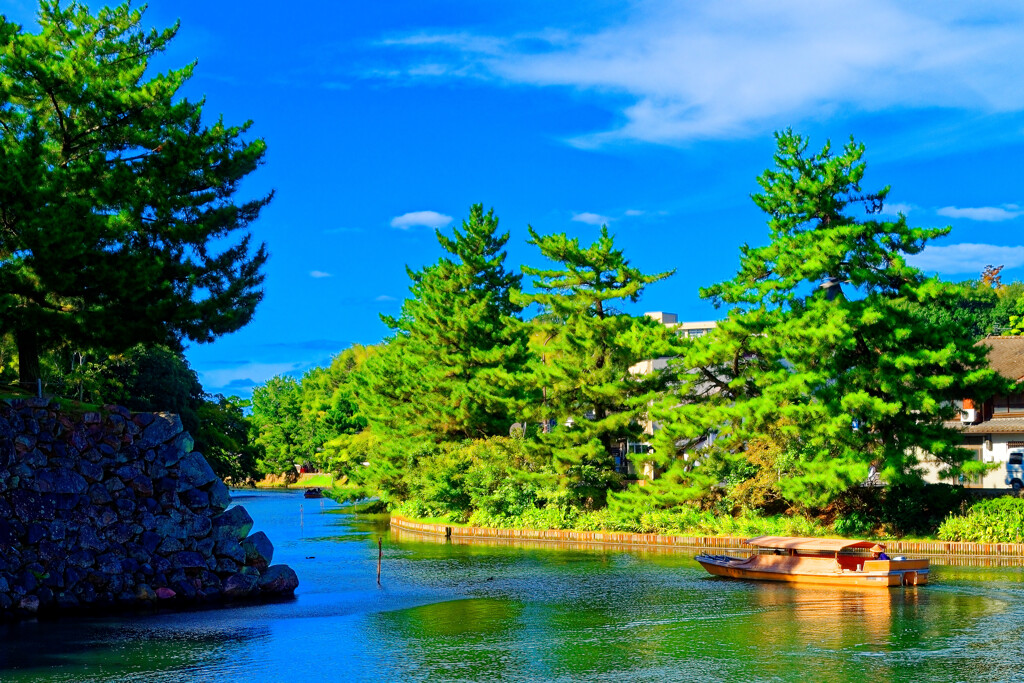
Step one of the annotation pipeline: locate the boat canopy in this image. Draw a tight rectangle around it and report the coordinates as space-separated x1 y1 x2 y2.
745 536 882 553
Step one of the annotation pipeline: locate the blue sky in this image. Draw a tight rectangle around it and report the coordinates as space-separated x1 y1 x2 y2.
8 1 1024 395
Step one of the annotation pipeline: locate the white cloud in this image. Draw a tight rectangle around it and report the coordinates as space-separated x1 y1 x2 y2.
199 362 303 391
936 205 1023 222
624 209 646 216
379 1 1024 145
390 210 453 229
908 243 1024 274
572 212 612 225
375 295 397 301
379 33 507 56
878 202 914 216
309 270 333 278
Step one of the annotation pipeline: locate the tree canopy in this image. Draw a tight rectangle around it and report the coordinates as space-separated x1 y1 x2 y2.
0 1 269 387
250 374 303 476
648 130 1007 507
359 204 531 442
514 225 679 503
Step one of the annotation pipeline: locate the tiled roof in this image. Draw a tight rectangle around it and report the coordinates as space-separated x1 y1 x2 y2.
979 336 1024 382
963 417 1024 434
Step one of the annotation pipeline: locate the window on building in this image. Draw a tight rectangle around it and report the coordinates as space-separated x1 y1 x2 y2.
991 394 1024 415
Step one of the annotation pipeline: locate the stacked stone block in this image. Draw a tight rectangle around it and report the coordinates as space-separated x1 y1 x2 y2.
0 398 298 620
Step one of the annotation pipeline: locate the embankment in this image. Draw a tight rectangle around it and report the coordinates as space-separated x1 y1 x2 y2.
391 515 1024 561
0 398 298 620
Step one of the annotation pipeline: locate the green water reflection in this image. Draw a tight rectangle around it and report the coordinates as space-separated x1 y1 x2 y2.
2 492 1023 682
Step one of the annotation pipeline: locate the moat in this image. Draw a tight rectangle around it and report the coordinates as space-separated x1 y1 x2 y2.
2 490 1022 682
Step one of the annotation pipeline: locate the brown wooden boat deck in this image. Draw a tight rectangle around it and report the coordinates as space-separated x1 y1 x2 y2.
696 536 929 588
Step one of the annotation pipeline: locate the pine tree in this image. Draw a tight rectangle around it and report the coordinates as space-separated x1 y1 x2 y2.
515 225 678 503
0 2 269 388
651 130 1007 506
360 204 531 441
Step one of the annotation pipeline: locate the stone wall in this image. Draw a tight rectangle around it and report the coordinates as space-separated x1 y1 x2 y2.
390 515 1024 560
0 398 298 620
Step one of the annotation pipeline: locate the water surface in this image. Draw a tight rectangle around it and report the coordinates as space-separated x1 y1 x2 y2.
2 490 1022 682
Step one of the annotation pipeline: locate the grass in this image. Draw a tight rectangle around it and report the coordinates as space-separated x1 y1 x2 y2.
0 383 105 416
294 473 336 488
254 472 346 490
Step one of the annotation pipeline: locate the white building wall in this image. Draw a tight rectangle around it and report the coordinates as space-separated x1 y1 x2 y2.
920 432 1019 489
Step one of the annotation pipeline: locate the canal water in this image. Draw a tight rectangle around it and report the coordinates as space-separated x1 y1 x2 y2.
2 490 1023 682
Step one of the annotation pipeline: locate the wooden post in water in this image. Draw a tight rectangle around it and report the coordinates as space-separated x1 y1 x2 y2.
377 537 383 585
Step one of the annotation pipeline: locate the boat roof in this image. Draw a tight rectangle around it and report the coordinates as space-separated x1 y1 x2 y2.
745 536 882 552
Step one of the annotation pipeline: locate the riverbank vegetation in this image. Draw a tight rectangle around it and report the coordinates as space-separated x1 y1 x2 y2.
249 133 1023 541
937 497 1024 543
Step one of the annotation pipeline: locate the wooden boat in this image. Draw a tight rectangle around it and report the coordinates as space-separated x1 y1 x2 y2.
696 536 928 588
303 487 324 499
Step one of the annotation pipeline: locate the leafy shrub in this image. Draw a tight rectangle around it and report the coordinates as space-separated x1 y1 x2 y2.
833 510 874 537
459 437 551 517
824 483 975 538
383 437 555 523
878 483 975 537
937 497 1024 543
393 499 437 521
465 501 829 537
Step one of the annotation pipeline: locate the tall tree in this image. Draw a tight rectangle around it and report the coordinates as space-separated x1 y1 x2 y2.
651 130 1006 506
515 225 679 503
360 204 531 441
250 375 302 475
298 346 368 469
0 1 269 388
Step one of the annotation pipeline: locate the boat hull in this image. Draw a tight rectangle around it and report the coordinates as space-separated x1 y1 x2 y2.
696 554 928 588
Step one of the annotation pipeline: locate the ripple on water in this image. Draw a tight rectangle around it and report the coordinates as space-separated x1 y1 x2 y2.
2 491 1023 683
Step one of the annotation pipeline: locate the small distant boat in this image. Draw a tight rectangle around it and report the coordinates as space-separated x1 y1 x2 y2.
696 536 928 588
303 487 324 499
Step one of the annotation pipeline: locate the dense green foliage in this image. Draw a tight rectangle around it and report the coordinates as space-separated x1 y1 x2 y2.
827 482 975 538
514 226 681 506
359 204 531 442
249 345 369 476
0 1 269 387
249 134 1015 539
398 496 830 537
194 395 261 484
914 275 1024 340
388 437 552 522
642 131 1006 510
250 375 303 476
96 345 204 434
938 497 1024 543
